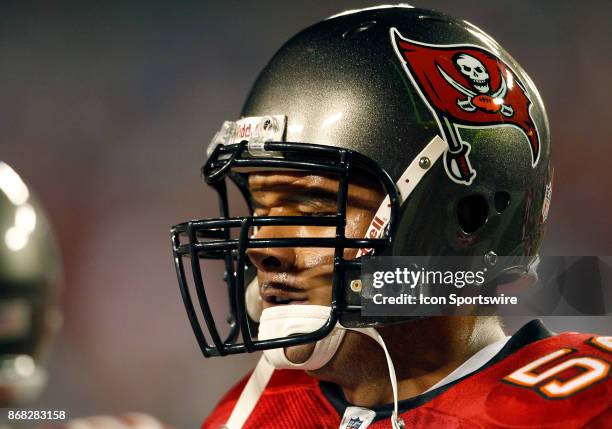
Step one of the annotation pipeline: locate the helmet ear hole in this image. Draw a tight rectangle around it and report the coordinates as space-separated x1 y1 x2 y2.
457 194 489 234
494 191 511 213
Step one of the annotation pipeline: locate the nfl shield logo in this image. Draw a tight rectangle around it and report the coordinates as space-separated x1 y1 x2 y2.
347 416 364 429
340 406 376 428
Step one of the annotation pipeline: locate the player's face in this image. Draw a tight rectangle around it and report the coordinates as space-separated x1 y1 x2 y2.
246 171 384 363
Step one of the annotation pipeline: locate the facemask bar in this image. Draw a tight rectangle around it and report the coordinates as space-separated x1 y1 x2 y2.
171 141 400 357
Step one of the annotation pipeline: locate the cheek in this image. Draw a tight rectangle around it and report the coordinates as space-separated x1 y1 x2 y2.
298 248 334 269
343 207 374 259
345 207 373 239
292 209 374 267
293 226 336 268
306 281 333 305
296 225 335 238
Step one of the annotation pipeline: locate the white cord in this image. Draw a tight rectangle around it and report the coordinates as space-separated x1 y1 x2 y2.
349 328 404 429
222 356 275 429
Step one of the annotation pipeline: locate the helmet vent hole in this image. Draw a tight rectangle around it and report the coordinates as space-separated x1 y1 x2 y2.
457 194 488 234
494 191 511 213
342 21 377 39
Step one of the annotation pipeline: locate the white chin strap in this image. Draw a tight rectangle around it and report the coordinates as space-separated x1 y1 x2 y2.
224 305 403 429
257 305 346 370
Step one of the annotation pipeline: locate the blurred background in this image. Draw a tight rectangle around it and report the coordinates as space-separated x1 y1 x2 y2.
1 1 611 427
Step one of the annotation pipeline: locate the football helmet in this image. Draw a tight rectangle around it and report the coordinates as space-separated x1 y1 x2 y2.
0 162 62 405
171 6 551 358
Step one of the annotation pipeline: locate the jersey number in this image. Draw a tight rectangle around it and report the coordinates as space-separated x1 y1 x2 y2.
503 336 611 399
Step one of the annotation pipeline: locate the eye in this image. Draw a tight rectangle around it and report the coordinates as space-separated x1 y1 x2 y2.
475 66 483 73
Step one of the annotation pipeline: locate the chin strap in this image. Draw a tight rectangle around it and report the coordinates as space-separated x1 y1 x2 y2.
224 305 404 429
355 327 403 429
258 305 347 370
222 356 275 429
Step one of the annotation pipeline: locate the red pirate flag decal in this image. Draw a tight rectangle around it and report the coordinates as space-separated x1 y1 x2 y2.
390 28 540 185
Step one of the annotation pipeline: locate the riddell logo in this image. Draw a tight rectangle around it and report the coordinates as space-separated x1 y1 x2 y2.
233 123 252 140
359 215 386 255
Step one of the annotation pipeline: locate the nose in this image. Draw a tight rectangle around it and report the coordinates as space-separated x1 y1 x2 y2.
247 247 295 272
246 226 296 272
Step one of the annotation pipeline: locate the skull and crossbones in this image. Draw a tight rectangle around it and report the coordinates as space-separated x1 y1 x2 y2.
438 52 514 117
456 53 490 94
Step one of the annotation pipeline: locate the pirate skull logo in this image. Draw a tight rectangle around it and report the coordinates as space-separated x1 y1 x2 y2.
437 51 514 117
455 53 490 93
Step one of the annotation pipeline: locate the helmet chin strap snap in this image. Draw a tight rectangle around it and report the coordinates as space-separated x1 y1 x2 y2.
225 305 404 429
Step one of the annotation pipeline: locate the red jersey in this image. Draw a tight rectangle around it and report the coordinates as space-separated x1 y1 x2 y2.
203 321 611 428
